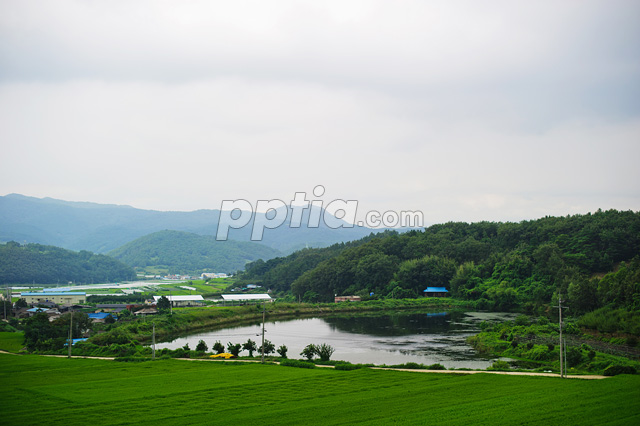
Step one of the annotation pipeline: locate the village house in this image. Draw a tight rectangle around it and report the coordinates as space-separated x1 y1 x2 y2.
152 295 206 307
335 295 361 303
20 291 87 305
423 287 449 297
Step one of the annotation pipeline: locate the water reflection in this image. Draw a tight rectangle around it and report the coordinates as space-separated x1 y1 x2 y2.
155 311 516 369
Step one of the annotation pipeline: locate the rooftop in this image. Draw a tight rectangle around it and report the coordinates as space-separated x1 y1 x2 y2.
152 295 205 302
221 294 271 301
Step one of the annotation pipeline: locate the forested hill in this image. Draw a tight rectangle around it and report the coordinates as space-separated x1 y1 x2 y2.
108 230 282 274
0 242 135 284
241 230 399 292
242 210 640 313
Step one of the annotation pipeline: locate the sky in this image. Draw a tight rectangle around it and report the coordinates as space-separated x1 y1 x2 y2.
1 0 639 226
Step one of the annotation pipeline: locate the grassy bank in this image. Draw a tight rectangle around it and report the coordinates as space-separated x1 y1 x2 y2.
97 298 470 345
1 353 639 425
468 315 640 376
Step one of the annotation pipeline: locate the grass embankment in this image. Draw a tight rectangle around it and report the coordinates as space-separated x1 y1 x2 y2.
468 315 640 376
106 298 470 344
1 353 639 425
0 331 24 353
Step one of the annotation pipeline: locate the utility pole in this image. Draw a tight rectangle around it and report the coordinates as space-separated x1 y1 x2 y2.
554 294 567 378
261 302 266 364
68 310 73 359
152 322 156 361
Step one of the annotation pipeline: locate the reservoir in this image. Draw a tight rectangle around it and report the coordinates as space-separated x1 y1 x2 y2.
155 311 516 368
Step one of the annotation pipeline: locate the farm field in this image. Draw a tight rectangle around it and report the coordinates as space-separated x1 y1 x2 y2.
1 354 638 425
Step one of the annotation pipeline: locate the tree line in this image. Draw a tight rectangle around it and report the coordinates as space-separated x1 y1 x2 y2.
240 210 640 314
0 241 135 284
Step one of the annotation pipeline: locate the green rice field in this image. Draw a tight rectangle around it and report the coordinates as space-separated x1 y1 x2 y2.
1 354 638 425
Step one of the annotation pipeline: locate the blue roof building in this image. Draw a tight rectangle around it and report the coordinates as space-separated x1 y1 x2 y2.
423 287 449 297
88 312 116 322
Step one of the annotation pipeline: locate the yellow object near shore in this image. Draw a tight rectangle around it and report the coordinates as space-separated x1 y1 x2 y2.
210 353 235 359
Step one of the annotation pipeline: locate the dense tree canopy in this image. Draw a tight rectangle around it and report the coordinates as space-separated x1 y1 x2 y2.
0 242 135 284
244 210 640 312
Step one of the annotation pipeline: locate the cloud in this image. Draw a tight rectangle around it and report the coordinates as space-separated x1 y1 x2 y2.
0 0 638 223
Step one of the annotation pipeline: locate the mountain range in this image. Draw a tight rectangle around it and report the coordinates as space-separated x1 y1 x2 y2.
0 193 379 255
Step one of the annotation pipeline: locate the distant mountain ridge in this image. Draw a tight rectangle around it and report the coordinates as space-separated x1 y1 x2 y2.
108 230 281 274
0 193 378 254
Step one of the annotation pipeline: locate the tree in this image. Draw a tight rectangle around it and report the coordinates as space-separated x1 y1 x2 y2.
15 298 28 309
242 339 257 357
53 312 92 339
196 339 208 352
212 340 225 354
23 312 64 351
157 296 171 313
277 344 288 358
301 344 317 360
316 343 335 361
227 342 242 357
258 339 275 356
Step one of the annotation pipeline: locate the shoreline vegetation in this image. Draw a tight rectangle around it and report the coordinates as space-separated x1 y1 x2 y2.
4 298 638 376
131 298 472 343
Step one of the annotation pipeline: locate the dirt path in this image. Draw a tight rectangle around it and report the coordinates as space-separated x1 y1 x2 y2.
370 367 608 379
0 350 609 379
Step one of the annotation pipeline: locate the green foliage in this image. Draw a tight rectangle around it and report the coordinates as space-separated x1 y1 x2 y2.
107 230 281 274
487 360 511 371
258 339 275 356
578 307 640 335
195 339 208 352
0 331 25 352
23 312 92 352
279 359 316 369
242 338 257 357
227 342 242 357
300 344 317 360
157 295 171 313
245 210 640 313
2 354 640 425
0 242 134 284
316 343 335 361
276 344 288 358
603 365 637 376
212 340 225 354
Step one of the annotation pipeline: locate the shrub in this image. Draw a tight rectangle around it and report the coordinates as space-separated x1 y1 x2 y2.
487 360 510 371
426 363 446 370
334 363 361 371
316 343 335 361
526 344 550 361
566 346 584 367
280 359 315 369
196 340 208 352
276 344 288 358
227 342 242 357
212 341 225 354
300 344 317 360
114 355 149 363
603 365 637 376
514 315 529 326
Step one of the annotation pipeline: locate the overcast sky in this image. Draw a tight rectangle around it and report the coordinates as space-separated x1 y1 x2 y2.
1 0 638 225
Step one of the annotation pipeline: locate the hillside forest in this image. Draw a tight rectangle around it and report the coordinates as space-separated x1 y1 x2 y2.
240 210 640 315
0 242 135 284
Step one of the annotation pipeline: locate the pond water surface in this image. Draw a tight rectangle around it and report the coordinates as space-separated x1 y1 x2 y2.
155 311 516 369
